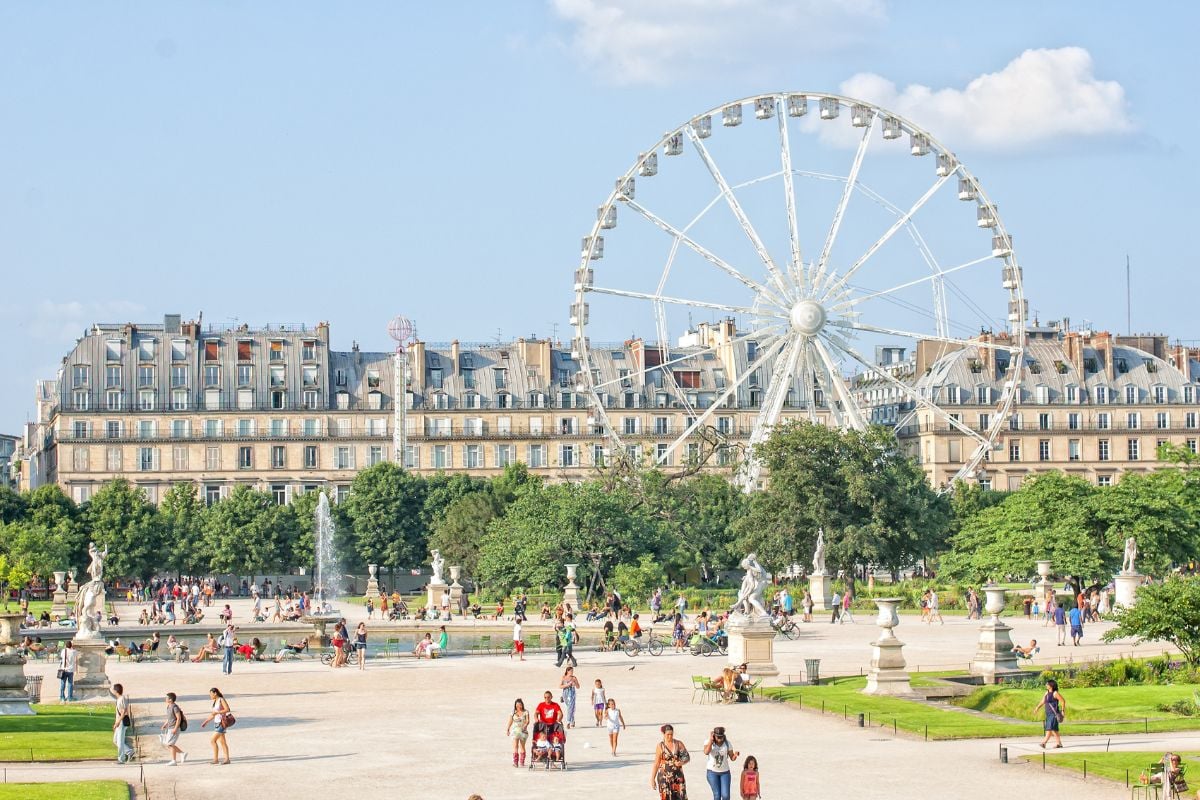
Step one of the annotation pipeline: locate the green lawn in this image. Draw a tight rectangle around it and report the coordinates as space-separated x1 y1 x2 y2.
766 677 1200 740
0 704 117 762
1027 751 1200 784
0 781 129 800
960 684 1200 722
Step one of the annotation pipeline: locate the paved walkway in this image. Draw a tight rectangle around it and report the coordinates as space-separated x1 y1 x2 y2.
9 612 1158 799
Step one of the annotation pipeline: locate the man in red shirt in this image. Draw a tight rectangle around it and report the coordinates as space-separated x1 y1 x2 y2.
535 690 562 726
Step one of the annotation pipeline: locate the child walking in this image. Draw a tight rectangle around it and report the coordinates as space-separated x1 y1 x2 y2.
592 679 606 727
740 754 762 799
604 698 626 756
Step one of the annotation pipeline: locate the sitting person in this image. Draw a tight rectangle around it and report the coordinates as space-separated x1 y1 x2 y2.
468 602 482 619
616 619 630 644
414 633 434 659
185 607 205 624
237 637 264 661
167 634 189 662
733 663 751 703
191 633 219 662
1012 639 1039 659
274 638 309 662
492 601 505 621
138 609 150 625
630 614 643 639
1149 752 1189 795
107 610 120 625
38 611 51 628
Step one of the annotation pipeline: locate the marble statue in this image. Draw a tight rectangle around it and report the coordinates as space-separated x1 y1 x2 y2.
1121 536 1138 574
812 528 827 575
731 553 771 618
86 542 108 583
73 578 103 639
430 549 445 584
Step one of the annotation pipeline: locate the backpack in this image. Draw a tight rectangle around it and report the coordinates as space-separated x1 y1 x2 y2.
178 707 188 731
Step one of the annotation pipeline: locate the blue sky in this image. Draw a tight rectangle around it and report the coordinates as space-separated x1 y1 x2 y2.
1 1 1196 432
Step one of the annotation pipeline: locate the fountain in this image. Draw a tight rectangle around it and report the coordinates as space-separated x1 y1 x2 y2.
303 494 342 646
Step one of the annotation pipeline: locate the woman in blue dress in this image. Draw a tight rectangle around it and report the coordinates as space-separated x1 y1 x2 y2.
1034 678 1065 748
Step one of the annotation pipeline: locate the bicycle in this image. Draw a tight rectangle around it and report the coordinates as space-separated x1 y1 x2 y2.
623 629 666 657
772 618 800 640
689 634 727 657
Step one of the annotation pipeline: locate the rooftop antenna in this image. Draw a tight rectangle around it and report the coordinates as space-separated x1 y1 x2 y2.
1126 254 1132 335
493 328 503 345
548 322 559 343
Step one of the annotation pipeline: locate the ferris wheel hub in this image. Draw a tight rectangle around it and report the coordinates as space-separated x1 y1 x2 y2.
789 299 827 335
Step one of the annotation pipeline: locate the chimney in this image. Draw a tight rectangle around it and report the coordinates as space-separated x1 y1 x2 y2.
1093 332 1114 380
1063 332 1084 377
409 339 426 395
451 340 460 377
163 314 181 334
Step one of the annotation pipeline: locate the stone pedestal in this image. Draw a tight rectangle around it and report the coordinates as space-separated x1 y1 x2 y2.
71 640 113 702
1114 573 1141 608
808 573 832 612
563 564 580 613
426 581 448 612
364 564 380 599
0 612 31 715
863 599 916 697
0 655 32 715
970 586 1021 684
1035 560 1054 604
725 615 779 676
449 566 464 614
50 571 68 619
65 569 78 608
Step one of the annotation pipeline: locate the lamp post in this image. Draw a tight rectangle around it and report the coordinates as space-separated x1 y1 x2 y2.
387 316 417 466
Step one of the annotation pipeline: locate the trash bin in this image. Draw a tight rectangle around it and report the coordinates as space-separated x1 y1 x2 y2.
805 658 821 686
25 675 42 703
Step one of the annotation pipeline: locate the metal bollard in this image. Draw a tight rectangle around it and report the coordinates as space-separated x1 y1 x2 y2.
1000 746 1008 764
857 712 865 728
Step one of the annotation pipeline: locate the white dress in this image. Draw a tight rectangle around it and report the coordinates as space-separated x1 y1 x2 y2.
605 707 621 733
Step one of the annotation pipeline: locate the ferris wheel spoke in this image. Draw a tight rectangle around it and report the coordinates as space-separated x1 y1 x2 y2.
623 198 789 308
827 320 1022 355
822 334 988 446
810 336 866 430
825 173 954 297
586 323 786 393
777 107 803 288
684 126 793 303
588 285 786 319
812 116 875 290
656 333 790 464
747 337 802 444
831 254 993 312
797 341 819 422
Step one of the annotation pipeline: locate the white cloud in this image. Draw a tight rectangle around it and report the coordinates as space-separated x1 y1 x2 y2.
550 0 886 86
835 48 1134 152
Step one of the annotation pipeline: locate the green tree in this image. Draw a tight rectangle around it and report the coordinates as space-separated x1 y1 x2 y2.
84 479 161 580
1102 577 1200 665
24 485 84 571
420 473 487 535
204 485 288 575
733 422 949 591
940 472 1105 584
158 483 208 576
1094 469 1200 576
610 554 668 603
477 480 659 594
343 463 427 571
0 486 26 524
641 471 744 582
0 520 68 579
427 490 501 579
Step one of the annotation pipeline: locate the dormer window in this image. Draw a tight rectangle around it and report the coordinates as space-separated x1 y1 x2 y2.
1125 385 1137 404
138 339 156 361
237 340 252 361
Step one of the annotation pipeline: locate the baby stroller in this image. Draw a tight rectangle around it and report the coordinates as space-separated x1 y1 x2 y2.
528 721 566 770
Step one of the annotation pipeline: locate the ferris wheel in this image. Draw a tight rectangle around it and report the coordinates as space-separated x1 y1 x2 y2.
571 92 1026 486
